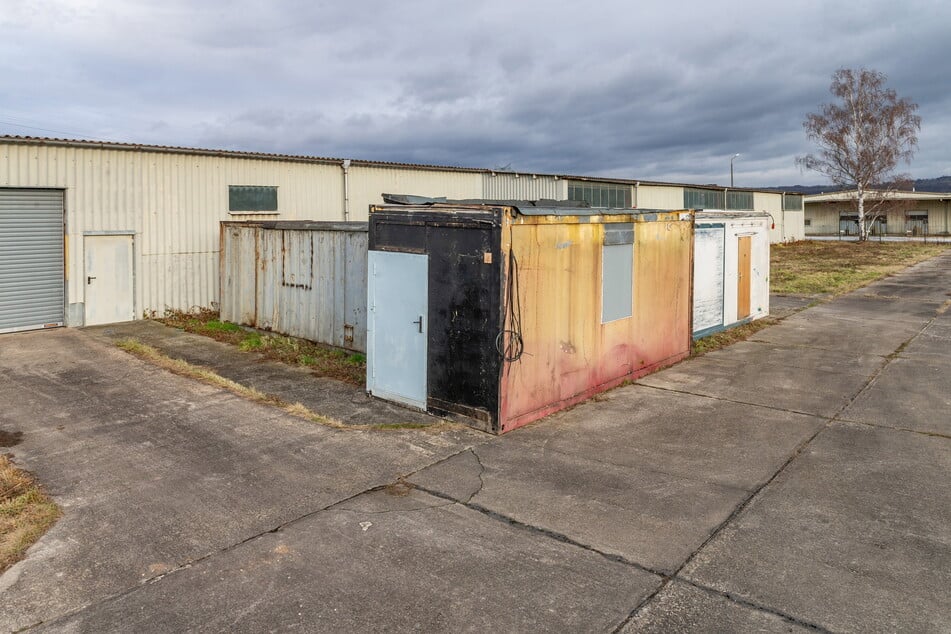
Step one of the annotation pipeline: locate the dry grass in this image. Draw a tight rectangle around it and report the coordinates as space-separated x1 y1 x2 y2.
770 240 947 296
159 308 366 385
691 317 780 357
116 339 458 433
0 454 61 574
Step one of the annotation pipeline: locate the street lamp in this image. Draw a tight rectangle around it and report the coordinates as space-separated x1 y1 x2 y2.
730 153 740 187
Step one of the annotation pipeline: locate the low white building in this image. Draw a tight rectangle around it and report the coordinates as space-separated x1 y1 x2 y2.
804 190 951 236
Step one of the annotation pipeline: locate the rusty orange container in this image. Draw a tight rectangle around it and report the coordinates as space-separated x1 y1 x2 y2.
368 201 694 433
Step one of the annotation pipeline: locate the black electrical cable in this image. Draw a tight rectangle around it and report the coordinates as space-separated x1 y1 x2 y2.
497 226 524 362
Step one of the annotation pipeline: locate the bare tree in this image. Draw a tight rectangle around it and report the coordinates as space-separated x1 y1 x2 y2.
798 68 920 241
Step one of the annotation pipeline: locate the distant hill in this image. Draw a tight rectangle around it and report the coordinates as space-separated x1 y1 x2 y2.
768 176 951 195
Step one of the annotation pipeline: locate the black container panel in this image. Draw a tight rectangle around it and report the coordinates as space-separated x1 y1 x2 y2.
370 209 503 430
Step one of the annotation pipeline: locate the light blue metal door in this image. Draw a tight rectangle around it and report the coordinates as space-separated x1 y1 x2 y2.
367 251 428 410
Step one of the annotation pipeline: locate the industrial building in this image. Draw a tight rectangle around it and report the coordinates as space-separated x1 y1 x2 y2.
0 135 800 334
804 190 951 236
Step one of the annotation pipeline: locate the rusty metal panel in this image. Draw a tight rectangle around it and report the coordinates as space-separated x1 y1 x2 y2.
219 221 368 351
219 223 259 326
499 211 693 432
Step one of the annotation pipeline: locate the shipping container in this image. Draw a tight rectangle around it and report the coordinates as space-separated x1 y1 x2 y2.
220 221 368 350
692 211 770 338
367 201 694 433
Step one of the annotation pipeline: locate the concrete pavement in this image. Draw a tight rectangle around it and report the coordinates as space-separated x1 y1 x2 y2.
1 250 949 632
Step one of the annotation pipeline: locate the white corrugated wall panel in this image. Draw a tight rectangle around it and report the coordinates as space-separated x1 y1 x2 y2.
348 166 482 219
636 184 684 210
0 143 345 323
481 173 564 200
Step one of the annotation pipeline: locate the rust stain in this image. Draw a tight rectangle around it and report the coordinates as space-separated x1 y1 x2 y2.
499 211 693 433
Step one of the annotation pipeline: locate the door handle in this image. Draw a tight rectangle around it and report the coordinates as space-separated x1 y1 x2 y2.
412 316 423 333
87 276 96 284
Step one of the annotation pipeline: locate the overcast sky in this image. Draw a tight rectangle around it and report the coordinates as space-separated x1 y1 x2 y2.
2 0 949 187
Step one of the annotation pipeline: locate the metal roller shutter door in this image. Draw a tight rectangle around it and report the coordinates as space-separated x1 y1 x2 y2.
0 189 65 334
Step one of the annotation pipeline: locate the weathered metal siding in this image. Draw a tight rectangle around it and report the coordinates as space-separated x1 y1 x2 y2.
499 211 693 432
636 184 684 210
0 142 343 324
220 222 368 351
347 166 481 220
481 173 565 200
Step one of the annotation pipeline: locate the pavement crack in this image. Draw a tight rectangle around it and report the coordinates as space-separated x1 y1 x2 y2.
678 578 832 632
411 482 668 580
466 447 487 504
634 383 823 418
614 308 944 633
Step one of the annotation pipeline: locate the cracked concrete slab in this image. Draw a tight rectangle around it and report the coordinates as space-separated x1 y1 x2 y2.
620 581 814 633
839 350 951 436
489 385 826 492
0 329 485 631
749 312 923 357
84 320 437 427
637 341 884 417
37 488 660 633
681 422 951 633
805 294 945 325
410 441 750 575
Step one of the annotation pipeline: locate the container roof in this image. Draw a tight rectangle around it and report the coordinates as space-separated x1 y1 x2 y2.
380 194 682 217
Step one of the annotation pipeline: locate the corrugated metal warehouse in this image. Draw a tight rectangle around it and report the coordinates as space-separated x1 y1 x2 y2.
0 135 796 334
365 201 694 433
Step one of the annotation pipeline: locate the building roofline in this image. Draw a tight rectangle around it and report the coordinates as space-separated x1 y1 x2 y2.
0 134 795 196
804 189 951 202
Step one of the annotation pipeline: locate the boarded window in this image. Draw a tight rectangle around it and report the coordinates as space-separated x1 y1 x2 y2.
602 223 634 323
229 185 278 212
683 187 724 209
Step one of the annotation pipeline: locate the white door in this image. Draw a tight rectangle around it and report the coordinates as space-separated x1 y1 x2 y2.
367 251 428 410
84 234 134 326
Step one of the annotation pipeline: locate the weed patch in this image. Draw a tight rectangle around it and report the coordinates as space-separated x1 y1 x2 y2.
116 340 458 433
159 308 365 385
692 317 780 357
0 454 61 574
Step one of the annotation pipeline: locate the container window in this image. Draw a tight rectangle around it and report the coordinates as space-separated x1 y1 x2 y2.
602 243 634 323
229 185 278 212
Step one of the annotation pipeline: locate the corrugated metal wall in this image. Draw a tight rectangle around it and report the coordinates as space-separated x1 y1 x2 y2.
220 222 368 351
348 166 482 220
481 173 564 200
636 184 684 210
0 143 342 323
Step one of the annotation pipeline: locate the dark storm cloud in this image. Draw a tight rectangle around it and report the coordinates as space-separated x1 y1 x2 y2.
2 0 950 186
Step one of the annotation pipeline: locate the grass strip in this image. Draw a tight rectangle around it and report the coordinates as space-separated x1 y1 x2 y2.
115 339 456 433
0 455 61 574
770 241 947 296
158 308 366 385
